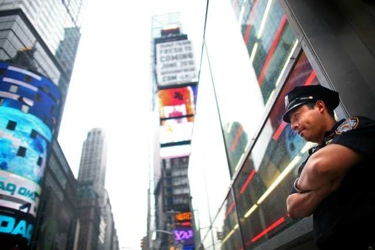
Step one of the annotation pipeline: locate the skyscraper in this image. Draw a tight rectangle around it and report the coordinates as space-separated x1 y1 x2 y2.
78 128 108 194
77 128 118 250
0 1 88 249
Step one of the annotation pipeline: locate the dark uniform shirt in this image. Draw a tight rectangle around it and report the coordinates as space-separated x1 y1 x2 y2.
291 116 375 249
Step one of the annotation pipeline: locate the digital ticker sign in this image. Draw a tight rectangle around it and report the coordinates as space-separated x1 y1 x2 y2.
174 212 194 247
0 62 60 248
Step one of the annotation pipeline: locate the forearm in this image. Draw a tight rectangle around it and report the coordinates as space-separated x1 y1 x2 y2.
287 192 316 218
287 178 341 218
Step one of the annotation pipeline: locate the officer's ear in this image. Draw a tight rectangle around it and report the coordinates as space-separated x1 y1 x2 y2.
314 100 326 114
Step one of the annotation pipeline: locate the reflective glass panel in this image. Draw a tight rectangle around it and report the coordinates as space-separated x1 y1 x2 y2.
213 192 243 250
232 51 344 249
189 46 232 249
205 0 298 176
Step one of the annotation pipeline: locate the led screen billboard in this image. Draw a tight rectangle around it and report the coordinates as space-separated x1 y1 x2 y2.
160 122 194 145
174 213 194 248
0 63 60 247
158 86 196 123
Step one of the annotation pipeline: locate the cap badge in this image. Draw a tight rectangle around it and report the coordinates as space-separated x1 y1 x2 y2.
285 95 289 108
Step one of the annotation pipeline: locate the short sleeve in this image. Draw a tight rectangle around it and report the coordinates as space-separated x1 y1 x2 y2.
332 117 375 157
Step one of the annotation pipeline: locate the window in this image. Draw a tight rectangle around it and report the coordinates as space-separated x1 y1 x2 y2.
212 192 243 249
232 51 330 249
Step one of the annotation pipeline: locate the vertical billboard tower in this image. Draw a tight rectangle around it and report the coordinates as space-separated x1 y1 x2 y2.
0 63 61 248
151 13 198 250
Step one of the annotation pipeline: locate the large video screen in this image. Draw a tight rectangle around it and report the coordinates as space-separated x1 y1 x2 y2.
158 86 197 123
0 63 60 247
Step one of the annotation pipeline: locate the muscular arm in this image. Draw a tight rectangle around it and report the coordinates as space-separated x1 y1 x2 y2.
287 144 362 218
298 144 362 191
287 177 341 218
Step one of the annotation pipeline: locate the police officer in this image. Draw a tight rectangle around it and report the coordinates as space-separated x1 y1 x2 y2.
285 85 375 249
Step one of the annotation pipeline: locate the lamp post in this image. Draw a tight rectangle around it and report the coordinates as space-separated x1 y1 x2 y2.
150 229 175 250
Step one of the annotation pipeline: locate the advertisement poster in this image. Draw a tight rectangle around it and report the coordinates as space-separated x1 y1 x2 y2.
156 40 197 86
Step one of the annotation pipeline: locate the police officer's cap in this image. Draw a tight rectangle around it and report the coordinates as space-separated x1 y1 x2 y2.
283 85 340 123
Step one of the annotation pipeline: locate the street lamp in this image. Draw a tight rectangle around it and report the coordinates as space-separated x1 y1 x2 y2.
152 229 173 235
150 229 175 250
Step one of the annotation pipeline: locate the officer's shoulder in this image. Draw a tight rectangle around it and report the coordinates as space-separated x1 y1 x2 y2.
335 116 375 134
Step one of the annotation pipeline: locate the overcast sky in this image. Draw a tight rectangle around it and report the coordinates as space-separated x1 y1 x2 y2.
58 0 206 249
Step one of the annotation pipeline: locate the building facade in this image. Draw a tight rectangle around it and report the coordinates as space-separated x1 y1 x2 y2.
78 128 108 195
0 0 87 134
187 0 375 249
76 181 101 250
31 141 80 250
149 13 200 250
0 1 87 248
77 128 119 250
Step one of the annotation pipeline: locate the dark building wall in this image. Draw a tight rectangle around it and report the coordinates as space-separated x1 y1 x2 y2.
31 141 79 250
280 0 375 119
76 182 101 250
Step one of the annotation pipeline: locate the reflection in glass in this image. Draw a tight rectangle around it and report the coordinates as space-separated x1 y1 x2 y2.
233 51 324 249
213 192 243 250
205 0 298 177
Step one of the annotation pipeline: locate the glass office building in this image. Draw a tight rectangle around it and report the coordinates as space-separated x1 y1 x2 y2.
186 0 375 249
0 0 87 133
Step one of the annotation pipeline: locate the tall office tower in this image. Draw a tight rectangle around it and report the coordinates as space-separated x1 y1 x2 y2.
77 128 118 250
78 128 108 194
149 13 198 250
0 1 88 248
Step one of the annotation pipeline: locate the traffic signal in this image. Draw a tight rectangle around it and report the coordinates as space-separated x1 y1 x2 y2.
140 238 145 249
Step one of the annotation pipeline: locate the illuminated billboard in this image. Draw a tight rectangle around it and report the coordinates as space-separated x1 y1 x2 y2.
156 40 197 86
0 62 60 247
160 122 194 145
174 212 194 247
158 86 196 123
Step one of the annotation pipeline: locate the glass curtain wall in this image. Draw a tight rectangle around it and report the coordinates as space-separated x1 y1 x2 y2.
189 0 348 249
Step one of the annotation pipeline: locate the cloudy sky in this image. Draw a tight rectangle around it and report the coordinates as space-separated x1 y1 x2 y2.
58 0 206 249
